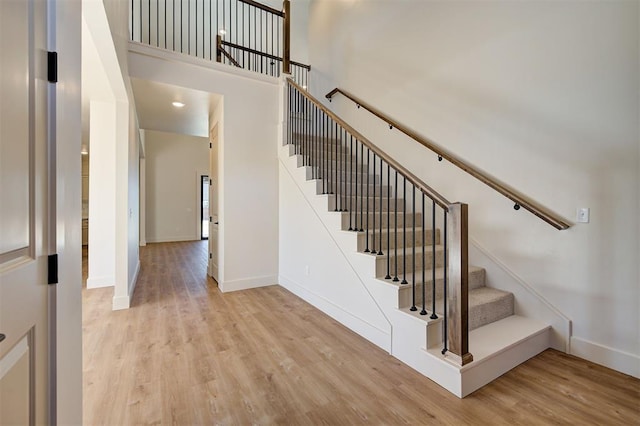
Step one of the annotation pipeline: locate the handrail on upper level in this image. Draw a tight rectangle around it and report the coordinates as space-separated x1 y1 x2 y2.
326 88 571 231
238 0 284 17
289 79 451 210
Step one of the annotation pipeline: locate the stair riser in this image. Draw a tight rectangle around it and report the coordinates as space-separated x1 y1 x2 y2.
305 168 380 184
329 197 405 212
341 212 423 230
298 157 368 173
374 248 445 277
396 268 486 308
289 144 350 157
358 229 440 251
319 182 393 197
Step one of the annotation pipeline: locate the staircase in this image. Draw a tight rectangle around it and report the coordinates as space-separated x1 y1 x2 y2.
280 79 555 397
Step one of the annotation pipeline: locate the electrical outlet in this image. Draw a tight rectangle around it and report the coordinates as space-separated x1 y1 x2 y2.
577 207 590 223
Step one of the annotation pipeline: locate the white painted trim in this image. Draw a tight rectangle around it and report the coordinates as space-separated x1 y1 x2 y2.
112 295 130 311
218 275 277 292
128 260 140 299
128 42 280 86
570 336 640 379
0 336 28 380
469 237 572 352
145 236 200 244
279 275 391 351
86 275 115 289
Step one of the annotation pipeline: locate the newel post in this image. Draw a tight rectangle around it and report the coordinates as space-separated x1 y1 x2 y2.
446 203 473 366
282 0 291 74
216 35 222 63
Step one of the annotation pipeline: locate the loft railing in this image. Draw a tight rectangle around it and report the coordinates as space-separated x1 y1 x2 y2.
129 0 309 85
216 37 310 87
326 88 571 230
287 78 473 366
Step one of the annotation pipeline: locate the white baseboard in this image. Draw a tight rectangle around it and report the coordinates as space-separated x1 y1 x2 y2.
279 275 391 351
218 275 278 292
129 260 140 297
86 275 115 289
145 236 198 243
570 336 640 378
112 261 141 311
140 240 146 246
112 295 130 311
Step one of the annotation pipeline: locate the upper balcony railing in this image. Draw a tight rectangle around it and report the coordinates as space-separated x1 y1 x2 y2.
130 0 309 86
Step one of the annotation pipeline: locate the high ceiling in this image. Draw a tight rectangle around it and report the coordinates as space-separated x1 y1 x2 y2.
130 78 221 138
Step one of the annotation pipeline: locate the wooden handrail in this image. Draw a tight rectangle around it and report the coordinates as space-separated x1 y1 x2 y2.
238 0 284 17
220 40 311 70
288 78 450 210
326 88 571 230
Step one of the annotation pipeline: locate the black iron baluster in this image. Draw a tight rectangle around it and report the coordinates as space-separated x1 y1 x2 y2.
385 163 391 279
378 157 383 255
401 176 408 284
188 0 190 55
359 141 363 232
393 170 399 282
349 135 354 230
442 210 448 353
354 138 359 229
430 200 438 319
365 149 370 252
343 128 347 212
421 193 427 315
371 153 376 252
411 185 417 311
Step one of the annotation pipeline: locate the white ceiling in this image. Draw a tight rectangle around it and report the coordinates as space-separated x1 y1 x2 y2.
131 78 221 138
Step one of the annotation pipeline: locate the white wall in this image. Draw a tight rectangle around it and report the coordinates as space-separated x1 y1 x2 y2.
85 0 141 309
145 130 209 242
129 45 280 291
308 0 639 376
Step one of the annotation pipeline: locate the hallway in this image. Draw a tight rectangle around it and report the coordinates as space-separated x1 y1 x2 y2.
82 241 639 425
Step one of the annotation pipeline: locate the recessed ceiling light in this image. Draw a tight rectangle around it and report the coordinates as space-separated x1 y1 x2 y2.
219 29 227 35
172 101 185 108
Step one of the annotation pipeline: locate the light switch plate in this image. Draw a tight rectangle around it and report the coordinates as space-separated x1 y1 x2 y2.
577 207 590 223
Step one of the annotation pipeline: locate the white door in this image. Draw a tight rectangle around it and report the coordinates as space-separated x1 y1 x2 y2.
0 0 51 423
209 125 219 282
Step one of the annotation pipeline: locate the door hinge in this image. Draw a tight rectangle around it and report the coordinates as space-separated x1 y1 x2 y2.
209 216 212 222
209 253 212 259
48 254 59 285
47 51 58 83
209 178 212 185
209 142 212 149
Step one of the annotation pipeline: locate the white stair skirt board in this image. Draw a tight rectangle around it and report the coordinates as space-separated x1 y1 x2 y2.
279 139 554 398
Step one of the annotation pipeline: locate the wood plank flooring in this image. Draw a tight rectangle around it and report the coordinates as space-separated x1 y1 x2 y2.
82 241 639 425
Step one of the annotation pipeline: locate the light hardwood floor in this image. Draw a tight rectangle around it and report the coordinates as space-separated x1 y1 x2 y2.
82 241 639 425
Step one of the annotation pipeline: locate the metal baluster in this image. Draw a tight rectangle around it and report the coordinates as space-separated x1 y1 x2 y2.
349 135 354 231
385 164 391 279
365 149 370 252
359 141 363 232
442 210 448 353
378 157 383 255
343 128 347 212
371 153 376 252
421 193 427 315
401 176 408 284
354 137 358 229
411 186 417 311
393 170 399 282
430 200 438 319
